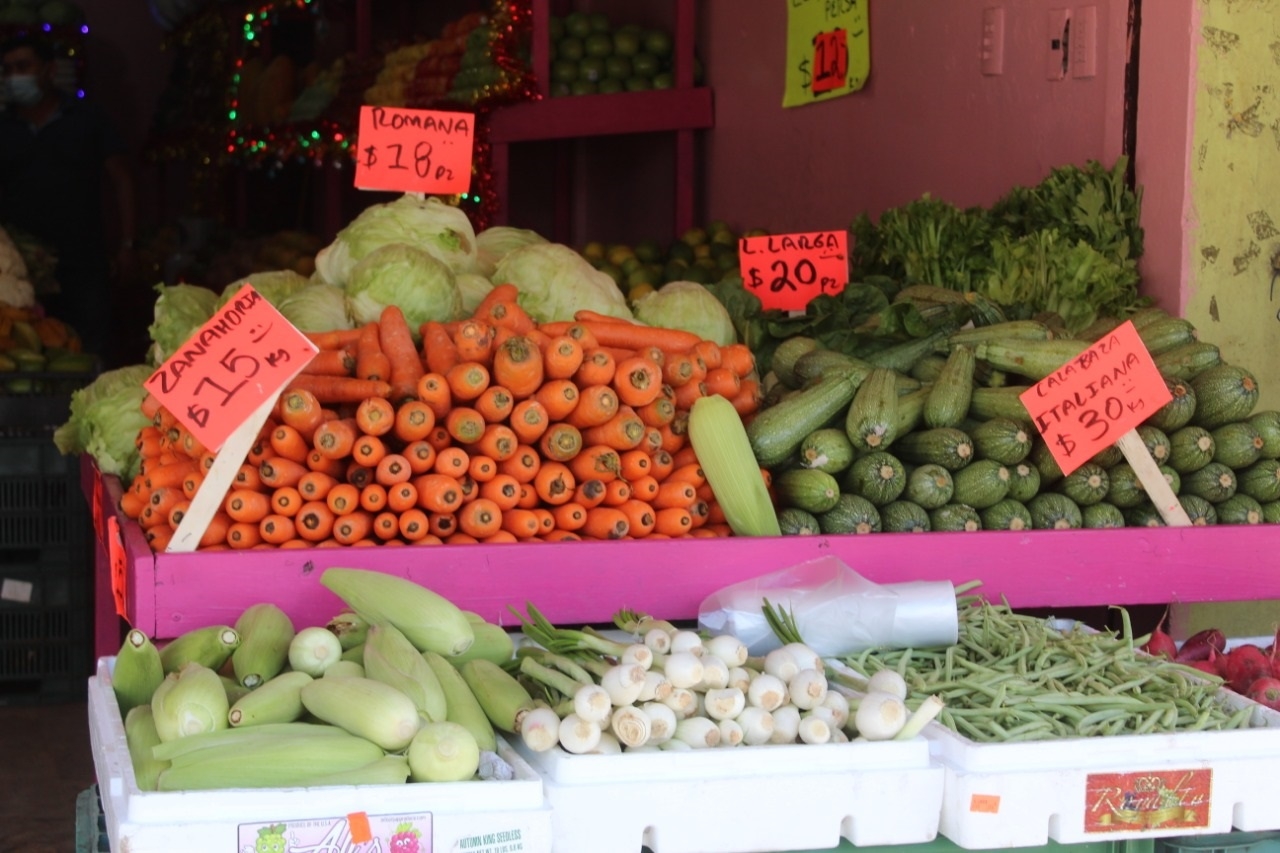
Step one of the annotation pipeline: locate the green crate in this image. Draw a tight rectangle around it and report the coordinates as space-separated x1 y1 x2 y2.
784 837 1159 853
1157 832 1280 853
75 786 110 853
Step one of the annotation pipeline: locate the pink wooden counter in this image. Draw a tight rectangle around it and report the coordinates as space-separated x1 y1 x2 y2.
85 457 1280 654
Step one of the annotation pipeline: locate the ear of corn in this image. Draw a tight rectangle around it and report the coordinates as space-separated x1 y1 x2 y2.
228 670 312 727
151 663 230 743
219 675 251 706
459 658 537 734
154 729 385 791
299 676 422 752
158 625 241 674
325 609 370 651
113 629 164 716
151 722 348 762
423 650 497 751
231 603 295 689
123 705 168 792
322 660 366 679
407 721 481 783
320 568 475 657
688 394 782 537
443 621 515 667
304 754 411 788
363 622 448 723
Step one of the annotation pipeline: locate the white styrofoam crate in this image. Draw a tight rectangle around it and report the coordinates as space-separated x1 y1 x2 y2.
924 688 1280 850
514 733 944 853
89 658 552 853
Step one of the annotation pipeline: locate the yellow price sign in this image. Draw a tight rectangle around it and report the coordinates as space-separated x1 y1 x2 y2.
784 0 870 108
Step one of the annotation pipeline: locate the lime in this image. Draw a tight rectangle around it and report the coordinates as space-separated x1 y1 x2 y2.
652 72 674 90
581 241 607 262
634 239 663 264
548 15 564 41
643 29 673 58
693 242 712 261
628 282 656 305
579 56 606 83
570 78 599 96
603 55 633 81
598 77 624 95
624 75 652 92
606 244 635 267
682 264 711 284
620 254 643 275
627 265 659 287
551 59 579 84
584 32 613 58
744 228 770 238
694 256 720 273
598 261 624 285
557 37 584 62
612 28 640 57
666 241 694 263
630 52 660 78
564 12 593 39
588 12 611 33
662 259 690 282
711 225 737 245
681 226 709 247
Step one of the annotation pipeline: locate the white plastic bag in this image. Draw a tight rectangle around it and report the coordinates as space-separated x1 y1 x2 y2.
696 555 959 656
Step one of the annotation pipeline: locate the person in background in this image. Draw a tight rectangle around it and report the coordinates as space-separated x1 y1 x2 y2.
0 33 136 361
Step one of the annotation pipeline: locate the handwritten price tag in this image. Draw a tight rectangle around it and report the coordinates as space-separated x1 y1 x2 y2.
739 231 849 312
811 29 849 94
143 286 318 452
1019 321 1171 477
783 0 869 107
355 105 474 195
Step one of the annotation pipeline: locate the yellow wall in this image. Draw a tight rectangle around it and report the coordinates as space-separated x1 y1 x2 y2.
1187 0 1280 412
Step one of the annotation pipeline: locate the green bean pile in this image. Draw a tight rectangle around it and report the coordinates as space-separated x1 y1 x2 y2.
837 596 1254 742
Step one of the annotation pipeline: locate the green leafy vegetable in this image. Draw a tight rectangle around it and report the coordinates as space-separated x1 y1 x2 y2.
53 364 154 480
345 243 462 331
633 280 737 346
316 194 479 286
147 282 219 365
491 242 631 324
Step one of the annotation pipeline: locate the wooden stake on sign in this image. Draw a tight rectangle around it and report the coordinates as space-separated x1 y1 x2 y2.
1115 428 1193 527
166 392 281 553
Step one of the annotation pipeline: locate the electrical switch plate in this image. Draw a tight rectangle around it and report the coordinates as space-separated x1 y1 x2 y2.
981 7 1005 76
1072 5 1098 78
1046 8 1071 81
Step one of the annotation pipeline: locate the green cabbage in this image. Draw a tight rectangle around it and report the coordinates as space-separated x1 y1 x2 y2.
275 283 354 332
147 282 218 365
491 243 631 324
215 270 310 312
316 194 479 286
633 281 738 347
456 273 495 316
475 226 547 277
345 243 462 330
53 364 154 480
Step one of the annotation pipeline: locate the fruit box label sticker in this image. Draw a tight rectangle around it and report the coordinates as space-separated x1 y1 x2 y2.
237 812 431 852
1084 768 1212 833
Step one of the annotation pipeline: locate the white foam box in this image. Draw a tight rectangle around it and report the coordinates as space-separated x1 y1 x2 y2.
89 658 552 853
924 689 1280 850
513 733 943 853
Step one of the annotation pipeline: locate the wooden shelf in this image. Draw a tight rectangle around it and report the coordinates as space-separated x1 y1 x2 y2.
488 88 714 143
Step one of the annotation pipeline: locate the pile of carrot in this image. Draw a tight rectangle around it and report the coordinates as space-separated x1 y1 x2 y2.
119 284 763 550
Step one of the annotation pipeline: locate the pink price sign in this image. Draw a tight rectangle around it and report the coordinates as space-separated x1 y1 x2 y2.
355 105 474 195
143 286 318 452
738 230 849 312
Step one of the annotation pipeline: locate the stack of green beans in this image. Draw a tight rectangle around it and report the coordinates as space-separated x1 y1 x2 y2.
837 595 1254 742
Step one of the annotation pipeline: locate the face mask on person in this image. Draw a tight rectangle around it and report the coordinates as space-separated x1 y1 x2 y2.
5 75 41 106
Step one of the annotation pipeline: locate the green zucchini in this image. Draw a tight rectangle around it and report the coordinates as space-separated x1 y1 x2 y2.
1146 376 1197 433
1080 315 1125 341
771 337 821 389
1248 410 1280 459
799 428 856 475
773 468 841 514
1262 500 1280 524
1190 364 1260 430
968 386 1035 425
980 498 1032 531
1089 444 1124 469
951 460 1011 509
1237 458 1280 503
905 464 954 509
818 494 882 535
1129 306 1172 330
1136 425 1172 465
748 369 862 469
910 355 948 384
974 363 1012 388
1180 462 1238 504
1029 441 1064 487
1210 421 1265 469
1105 463 1146 509
1216 494 1264 525
894 386 932 437
923 345 976 429
1136 317 1197 355
845 368 901 452
792 349 873 387
1027 493 1083 530
974 339 1090 381
1179 494 1217 526
1081 502 1126 529
1006 462 1042 503
894 427 974 471
842 451 907 507
880 500 931 533
865 331 949 374
1160 465 1181 497
929 503 982 532
1124 503 1165 528
1152 341 1222 381
777 507 822 536
946 320 1054 349
1058 462 1109 506
969 418 1033 465
1167 426 1216 474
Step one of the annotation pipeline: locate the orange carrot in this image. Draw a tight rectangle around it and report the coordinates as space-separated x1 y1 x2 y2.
618 499 656 537
332 511 373 545
372 511 401 541
296 501 336 541
476 423 518 462
285 374 392 405
414 473 464 514
351 434 387 468
582 409 646 451
541 530 581 542
397 508 431 542
534 379 580 422
225 489 270 524
326 483 361 515
582 506 630 540
693 340 722 370
313 418 358 460
301 347 356 377
259 457 308 489
453 320 495 365
355 396 396 436
356 322 390 382
550 502 588 532
422 321 460 376
497 445 541 484
403 440 438 474
468 454 498 482
443 407 485 445
485 299 536 336
673 379 706 410
653 480 697 509
374 453 413 486
719 343 755 377
515 482 539 509
533 461 576 506
637 396 676 428
433 446 471 478
574 348 616 386
144 458 198 491
668 462 706 488
359 483 388 513
569 445 621 483
613 356 664 407
458 498 503 539
269 424 310 463
538 422 583 463
603 478 632 507
543 336 584 380
298 471 338 502
305 328 363 350
427 512 457 538
654 506 693 536
671 444 700 469
618 449 651 481
474 282 519 318
480 474 522 511
426 425 452 452
226 521 262 550
703 367 742 399
576 320 701 354
565 385 619 429
378 305 426 402
474 385 514 424
573 309 631 325
629 474 660 502
493 335 544 399
345 462 374 491
573 478 607 509
386 481 418 513
509 399 549 445
259 514 296 546
181 470 205 501
446 361 490 401
279 388 325 439
730 378 762 416
199 512 232 548
393 400 436 444
501 508 541 539
270 486 304 517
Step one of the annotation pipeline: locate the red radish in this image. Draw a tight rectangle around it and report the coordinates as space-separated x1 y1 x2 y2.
1222 644 1271 694
1188 659 1221 677
1176 628 1227 663
1141 610 1178 659
1247 677 1280 711
1268 625 1280 677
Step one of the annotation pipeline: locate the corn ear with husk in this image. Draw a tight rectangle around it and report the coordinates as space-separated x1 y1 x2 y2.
688 394 781 536
326 609 369 651
124 705 168 792
155 729 385 791
151 722 349 762
444 621 515 667
228 670 312 727
300 676 422 751
219 676 251 706
323 660 365 679
158 625 240 674
232 603 294 688
304 754 411 787
320 568 474 656
151 663 230 743
459 659 537 734
407 721 480 783
113 629 164 716
423 650 497 751
341 642 365 663
363 622 447 723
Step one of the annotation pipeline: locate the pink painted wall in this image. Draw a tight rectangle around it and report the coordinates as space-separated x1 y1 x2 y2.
697 1 1131 233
